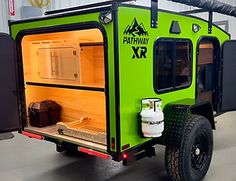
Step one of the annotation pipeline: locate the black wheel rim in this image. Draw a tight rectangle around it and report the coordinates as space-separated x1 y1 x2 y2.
191 130 209 171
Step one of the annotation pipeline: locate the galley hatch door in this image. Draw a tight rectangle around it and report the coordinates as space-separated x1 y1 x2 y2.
0 33 20 133
220 40 236 111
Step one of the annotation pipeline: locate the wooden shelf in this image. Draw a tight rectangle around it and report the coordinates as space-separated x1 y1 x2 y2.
26 82 105 92
80 42 104 47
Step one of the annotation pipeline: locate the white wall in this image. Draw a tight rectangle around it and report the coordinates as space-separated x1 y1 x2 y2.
0 0 28 33
0 0 10 33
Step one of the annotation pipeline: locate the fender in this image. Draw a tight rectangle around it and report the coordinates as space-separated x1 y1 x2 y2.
159 99 215 147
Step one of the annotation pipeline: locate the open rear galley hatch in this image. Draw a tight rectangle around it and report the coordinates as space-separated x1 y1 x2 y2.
20 28 108 150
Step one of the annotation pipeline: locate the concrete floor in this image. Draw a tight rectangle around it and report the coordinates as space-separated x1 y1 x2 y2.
0 112 236 181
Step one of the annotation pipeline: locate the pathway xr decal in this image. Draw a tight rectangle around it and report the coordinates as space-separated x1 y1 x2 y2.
123 18 149 60
132 47 147 59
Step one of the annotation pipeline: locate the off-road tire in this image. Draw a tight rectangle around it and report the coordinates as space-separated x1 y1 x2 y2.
165 115 213 181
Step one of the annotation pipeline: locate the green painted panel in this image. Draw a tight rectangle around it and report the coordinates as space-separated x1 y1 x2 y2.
117 6 229 151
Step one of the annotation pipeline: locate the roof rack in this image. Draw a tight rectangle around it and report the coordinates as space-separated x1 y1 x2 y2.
171 0 236 34
45 0 135 15
169 0 236 17
45 0 234 34
180 8 213 34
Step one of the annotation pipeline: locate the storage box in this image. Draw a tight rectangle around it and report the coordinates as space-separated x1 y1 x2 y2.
42 100 61 125
29 100 61 128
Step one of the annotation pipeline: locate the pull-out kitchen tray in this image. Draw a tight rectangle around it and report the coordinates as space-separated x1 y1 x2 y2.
57 118 106 145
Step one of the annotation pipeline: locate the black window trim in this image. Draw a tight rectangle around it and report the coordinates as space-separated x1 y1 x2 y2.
153 38 193 94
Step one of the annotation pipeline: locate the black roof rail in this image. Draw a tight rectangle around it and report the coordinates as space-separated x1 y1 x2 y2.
45 0 135 15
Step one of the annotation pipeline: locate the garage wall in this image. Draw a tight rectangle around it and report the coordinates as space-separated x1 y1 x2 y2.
1 0 236 37
40 0 236 38
192 0 236 38
0 0 10 33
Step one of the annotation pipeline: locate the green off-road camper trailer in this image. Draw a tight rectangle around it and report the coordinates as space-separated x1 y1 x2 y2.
1 0 236 180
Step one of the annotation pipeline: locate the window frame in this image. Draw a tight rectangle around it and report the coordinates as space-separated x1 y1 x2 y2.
153 38 193 94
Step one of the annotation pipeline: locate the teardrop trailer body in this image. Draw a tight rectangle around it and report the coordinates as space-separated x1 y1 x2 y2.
1 0 236 180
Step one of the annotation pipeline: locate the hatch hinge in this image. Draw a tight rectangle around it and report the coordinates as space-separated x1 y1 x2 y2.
151 0 158 28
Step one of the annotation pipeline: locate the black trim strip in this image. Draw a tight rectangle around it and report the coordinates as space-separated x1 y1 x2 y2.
26 82 105 92
80 42 104 47
14 21 102 37
113 2 121 154
45 0 133 15
103 33 111 155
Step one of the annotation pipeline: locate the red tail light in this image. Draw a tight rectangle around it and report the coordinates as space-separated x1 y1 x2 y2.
111 137 115 149
122 153 128 159
22 131 44 140
79 147 110 160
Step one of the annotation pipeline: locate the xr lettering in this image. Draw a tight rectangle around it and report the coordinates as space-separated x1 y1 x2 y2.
132 46 147 59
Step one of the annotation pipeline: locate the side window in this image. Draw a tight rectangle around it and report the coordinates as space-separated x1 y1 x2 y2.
175 42 191 87
156 41 173 90
154 39 192 93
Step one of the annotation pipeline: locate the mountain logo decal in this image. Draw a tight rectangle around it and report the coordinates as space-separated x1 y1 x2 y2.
124 18 148 37
123 18 149 60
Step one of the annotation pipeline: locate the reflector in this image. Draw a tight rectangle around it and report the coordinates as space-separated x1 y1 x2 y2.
99 11 112 24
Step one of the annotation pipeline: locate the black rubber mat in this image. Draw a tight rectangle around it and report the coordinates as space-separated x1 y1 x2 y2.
0 133 14 141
